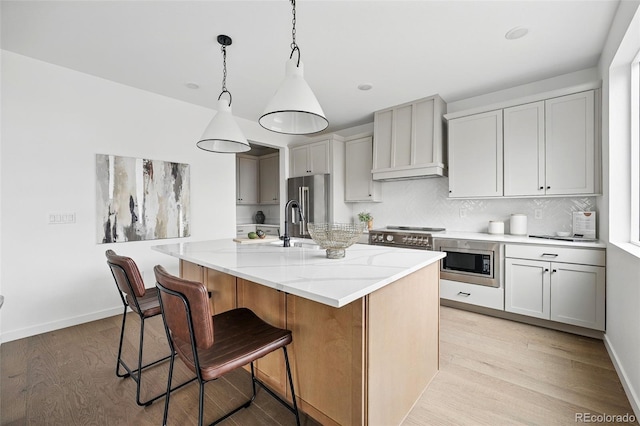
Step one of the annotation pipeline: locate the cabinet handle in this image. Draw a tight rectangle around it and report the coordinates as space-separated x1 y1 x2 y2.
552 269 557 273
457 291 471 297
546 186 551 189
544 268 549 273
539 186 544 190
541 253 558 258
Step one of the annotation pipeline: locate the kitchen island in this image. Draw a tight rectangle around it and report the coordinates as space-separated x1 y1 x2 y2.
153 239 445 426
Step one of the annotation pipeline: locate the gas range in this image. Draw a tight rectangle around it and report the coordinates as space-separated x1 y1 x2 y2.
369 226 446 250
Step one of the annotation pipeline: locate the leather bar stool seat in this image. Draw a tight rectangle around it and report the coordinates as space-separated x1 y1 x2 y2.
154 265 300 426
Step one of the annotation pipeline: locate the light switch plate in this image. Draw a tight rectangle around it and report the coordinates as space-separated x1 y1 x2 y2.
48 212 76 224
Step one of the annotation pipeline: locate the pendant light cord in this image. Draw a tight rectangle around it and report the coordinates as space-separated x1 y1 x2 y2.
289 0 301 66
218 43 232 106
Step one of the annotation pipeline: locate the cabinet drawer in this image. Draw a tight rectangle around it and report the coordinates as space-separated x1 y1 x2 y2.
505 244 605 266
237 225 256 237
440 279 504 310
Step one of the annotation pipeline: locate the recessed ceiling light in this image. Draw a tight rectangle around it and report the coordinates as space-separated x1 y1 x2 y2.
185 82 200 89
505 26 529 40
358 83 373 91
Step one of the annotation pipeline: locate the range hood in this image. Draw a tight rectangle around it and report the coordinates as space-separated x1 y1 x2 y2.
371 94 447 181
372 163 447 181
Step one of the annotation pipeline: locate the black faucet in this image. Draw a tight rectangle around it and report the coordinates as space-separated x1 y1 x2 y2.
283 199 305 247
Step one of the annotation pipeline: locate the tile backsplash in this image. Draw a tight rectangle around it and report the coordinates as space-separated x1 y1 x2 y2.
349 177 598 236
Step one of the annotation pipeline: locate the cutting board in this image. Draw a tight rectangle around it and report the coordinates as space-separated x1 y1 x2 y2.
233 237 279 244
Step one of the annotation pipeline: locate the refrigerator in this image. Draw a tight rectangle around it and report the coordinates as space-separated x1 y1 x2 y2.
287 174 331 238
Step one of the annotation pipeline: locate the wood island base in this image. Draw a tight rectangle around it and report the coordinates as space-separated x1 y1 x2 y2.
180 260 440 426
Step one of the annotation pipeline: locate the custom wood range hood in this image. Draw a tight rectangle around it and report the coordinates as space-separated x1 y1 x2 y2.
372 94 447 180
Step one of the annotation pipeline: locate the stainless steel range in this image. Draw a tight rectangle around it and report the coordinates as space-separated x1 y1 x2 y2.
369 226 445 250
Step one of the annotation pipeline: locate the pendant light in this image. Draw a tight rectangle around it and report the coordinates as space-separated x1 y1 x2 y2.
197 35 250 153
259 0 328 135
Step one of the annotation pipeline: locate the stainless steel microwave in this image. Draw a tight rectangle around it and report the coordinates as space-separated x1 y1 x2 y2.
433 238 503 288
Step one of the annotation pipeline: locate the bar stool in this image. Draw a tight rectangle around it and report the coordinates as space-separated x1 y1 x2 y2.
105 250 193 406
154 265 300 426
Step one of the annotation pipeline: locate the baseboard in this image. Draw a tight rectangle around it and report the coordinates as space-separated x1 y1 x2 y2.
604 335 640 419
0 306 123 344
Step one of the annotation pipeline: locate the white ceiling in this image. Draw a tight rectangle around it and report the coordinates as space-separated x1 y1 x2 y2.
1 0 620 133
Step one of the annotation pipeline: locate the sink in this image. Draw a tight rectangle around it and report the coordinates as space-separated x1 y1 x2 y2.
269 238 321 249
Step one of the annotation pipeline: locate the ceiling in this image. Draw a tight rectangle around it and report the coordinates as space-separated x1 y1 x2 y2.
1 1 620 134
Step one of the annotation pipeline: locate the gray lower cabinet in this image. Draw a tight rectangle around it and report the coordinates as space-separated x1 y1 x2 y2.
505 244 605 331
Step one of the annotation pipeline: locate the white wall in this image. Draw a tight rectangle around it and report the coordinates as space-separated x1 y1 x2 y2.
0 51 293 343
598 0 640 417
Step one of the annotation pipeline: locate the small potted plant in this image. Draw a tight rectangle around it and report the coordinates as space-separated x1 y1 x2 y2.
358 212 374 230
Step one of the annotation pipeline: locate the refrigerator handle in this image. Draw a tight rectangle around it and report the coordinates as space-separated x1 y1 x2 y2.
300 186 309 236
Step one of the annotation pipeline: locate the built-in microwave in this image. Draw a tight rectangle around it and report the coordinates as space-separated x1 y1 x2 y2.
433 238 503 288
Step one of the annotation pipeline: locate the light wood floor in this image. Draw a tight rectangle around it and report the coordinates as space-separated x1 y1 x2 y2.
1 306 636 425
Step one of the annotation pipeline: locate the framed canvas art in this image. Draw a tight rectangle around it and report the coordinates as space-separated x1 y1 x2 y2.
96 154 190 243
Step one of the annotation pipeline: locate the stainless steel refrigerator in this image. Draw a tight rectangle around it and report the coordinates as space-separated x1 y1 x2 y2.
287 174 331 238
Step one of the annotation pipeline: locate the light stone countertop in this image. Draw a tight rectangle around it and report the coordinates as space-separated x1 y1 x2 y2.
152 239 446 308
430 230 606 249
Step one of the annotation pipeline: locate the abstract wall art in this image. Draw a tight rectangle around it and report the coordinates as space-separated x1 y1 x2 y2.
96 154 190 243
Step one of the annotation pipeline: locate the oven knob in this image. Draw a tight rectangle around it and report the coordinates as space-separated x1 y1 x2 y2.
402 236 408 243
386 235 394 242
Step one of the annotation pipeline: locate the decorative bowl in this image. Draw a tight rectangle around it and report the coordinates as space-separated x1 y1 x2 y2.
307 222 367 259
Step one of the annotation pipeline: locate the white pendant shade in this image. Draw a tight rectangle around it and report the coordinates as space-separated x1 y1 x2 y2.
197 99 250 153
259 58 328 135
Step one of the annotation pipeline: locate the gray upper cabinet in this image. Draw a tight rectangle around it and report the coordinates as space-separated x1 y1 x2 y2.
544 91 595 195
448 110 503 198
259 153 279 204
503 101 545 196
290 140 330 177
504 91 596 196
345 136 382 202
448 89 599 198
236 155 259 204
372 95 447 180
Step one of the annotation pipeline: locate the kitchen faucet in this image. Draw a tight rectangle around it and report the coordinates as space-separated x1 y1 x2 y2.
283 199 304 247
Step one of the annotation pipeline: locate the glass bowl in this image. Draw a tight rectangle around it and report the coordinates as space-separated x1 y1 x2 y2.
307 222 367 259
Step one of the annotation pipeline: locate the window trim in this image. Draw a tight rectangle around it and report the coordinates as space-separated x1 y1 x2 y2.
631 49 640 247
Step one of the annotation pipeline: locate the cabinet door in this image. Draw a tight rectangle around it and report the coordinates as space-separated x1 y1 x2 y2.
309 141 330 174
373 109 393 170
544 91 595 195
259 154 279 204
345 136 381 202
448 110 503 197
236 224 256 237
290 145 309 177
550 263 605 330
290 141 330 176
236 155 258 204
205 269 237 316
237 279 288 395
505 258 550 319
180 261 237 317
503 101 545 196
